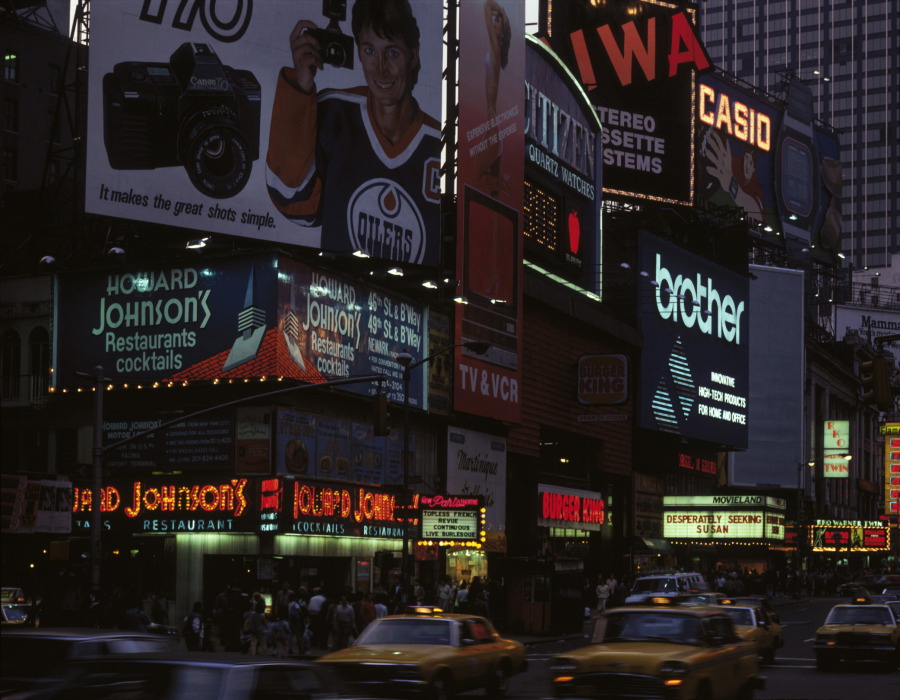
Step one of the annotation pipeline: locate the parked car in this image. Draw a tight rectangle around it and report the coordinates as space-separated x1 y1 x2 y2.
0 628 175 696
548 599 764 700
318 610 527 699
3 652 358 700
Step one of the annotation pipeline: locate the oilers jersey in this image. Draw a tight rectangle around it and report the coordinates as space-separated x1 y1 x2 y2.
266 68 442 265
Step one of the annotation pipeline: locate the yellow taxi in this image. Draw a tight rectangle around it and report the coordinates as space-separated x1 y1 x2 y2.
549 599 764 700
814 597 900 671
316 608 527 699
717 604 783 664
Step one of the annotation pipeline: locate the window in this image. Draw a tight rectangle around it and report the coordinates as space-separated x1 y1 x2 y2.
2 98 18 132
2 147 17 184
3 52 19 81
48 64 61 96
28 327 49 403
1 329 21 400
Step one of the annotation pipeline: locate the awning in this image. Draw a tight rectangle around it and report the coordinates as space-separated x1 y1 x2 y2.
634 537 675 555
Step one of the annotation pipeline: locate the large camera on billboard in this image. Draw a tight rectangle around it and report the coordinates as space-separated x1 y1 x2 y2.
306 0 355 69
103 43 260 199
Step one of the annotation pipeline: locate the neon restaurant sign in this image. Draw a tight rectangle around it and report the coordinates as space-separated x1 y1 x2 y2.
73 478 252 533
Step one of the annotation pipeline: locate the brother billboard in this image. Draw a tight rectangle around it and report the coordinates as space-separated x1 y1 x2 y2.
638 231 749 449
86 1 443 266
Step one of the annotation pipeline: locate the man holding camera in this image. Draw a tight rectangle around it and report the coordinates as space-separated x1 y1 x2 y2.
266 0 440 265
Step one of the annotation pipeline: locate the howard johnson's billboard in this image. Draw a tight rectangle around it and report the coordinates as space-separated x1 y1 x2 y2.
638 232 749 449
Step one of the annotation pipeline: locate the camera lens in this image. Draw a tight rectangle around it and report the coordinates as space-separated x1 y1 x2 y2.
325 43 346 68
180 114 252 198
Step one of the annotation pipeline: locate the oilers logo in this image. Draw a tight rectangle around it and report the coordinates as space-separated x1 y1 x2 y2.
347 179 427 264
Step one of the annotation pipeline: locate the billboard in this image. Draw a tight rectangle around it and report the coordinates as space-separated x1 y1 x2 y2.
276 408 411 486
638 231 750 448
537 484 604 532
53 254 427 405
454 0 526 422
834 305 900 354
810 520 891 552
729 266 804 488
884 424 900 517
543 0 711 204
446 427 507 552
86 1 443 266
419 494 484 545
663 495 785 541
696 72 781 233
523 35 602 286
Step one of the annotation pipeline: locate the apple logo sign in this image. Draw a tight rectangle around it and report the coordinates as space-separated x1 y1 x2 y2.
568 209 581 254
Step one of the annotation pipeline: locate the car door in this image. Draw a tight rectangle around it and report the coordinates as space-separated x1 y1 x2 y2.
456 619 492 691
702 616 748 699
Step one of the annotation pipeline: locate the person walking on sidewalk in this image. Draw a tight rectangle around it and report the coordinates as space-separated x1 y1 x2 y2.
595 574 610 613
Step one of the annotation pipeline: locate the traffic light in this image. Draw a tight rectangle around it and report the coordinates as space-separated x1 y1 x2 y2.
373 393 391 436
861 356 892 410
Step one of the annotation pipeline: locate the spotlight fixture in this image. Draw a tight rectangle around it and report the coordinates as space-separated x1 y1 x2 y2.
387 267 404 277
453 295 469 304
186 237 209 249
650 280 660 288
639 271 650 278
108 247 125 256
39 255 56 266
352 250 370 259
619 262 630 269
421 280 438 289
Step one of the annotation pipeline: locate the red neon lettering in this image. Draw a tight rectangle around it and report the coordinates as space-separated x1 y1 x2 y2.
569 29 597 89
597 18 656 87
668 11 710 77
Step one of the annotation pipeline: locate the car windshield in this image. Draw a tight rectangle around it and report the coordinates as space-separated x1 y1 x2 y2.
593 612 702 645
824 606 894 625
354 619 453 646
2 603 33 622
722 608 754 626
631 578 678 594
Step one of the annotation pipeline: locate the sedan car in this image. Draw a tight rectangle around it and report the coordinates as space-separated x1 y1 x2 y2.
548 602 764 700
718 605 783 664
720 595 780 624
317 612 527 699
0 628 176 696
1 602 37 627
814 601 900 670
5 652 356 700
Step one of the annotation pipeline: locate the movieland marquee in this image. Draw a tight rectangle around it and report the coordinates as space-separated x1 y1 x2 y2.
663 495 784 541
639 231 750 448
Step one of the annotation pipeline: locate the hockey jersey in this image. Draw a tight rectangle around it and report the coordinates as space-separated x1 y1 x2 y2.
266 68 441 265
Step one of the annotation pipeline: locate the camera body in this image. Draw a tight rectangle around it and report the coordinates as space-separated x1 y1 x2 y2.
103 43 261 198
308 0 354 69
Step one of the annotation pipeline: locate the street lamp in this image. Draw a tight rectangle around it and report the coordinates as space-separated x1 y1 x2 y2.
395 341 490 593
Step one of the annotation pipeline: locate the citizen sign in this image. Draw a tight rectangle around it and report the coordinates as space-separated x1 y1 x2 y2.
655 253 745 344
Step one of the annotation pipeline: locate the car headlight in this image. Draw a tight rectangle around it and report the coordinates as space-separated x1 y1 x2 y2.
659 661 688 676
550 659 578 674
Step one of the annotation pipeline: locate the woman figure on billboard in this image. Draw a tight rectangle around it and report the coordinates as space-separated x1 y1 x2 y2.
474 0 512 197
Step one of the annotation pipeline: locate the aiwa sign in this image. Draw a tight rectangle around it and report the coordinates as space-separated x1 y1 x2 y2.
638 231 749 448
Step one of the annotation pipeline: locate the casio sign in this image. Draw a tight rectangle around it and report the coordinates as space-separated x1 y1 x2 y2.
654 253 745 345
